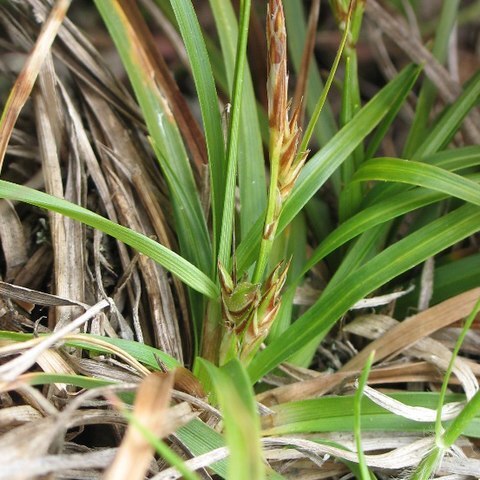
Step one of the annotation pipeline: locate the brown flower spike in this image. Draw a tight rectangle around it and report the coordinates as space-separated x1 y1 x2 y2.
267 0 287 150
267 0 309 204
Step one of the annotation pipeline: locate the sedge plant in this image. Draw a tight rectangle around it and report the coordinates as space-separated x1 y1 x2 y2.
1 0 480 478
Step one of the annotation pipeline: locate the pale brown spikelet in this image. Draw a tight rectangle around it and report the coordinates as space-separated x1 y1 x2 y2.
277 100 309 199
267 0 309 203
267 0 288 145
240 259 290 362
279 149 309 199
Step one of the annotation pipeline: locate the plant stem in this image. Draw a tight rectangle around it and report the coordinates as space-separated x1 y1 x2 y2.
354 351 375 480
443 388 480 446
435 297 480 440
252 140 281 283
300 5 351 154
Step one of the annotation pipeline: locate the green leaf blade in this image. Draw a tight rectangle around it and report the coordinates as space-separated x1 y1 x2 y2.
353 157 480 207
95 0 212 278
236 64 421 274
0 181 219 299
209 0 267 243
249 204 480 382
198 358 265 480
169 0 226 259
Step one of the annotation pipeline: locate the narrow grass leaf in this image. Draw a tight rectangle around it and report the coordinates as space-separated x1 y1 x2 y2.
362 147 480 207
198 358 265 480
215 0 254 268
249 204 480 381
338 0 364 221
288 225 388 367
354 352 375 480
94 0 212 279
176 419 228 478
299 6 351 155
444 389 480 445
413 69 480 159
169 0 226 259
353 157 480 206
236 64 421 274
67 334 181 370
281 65 421 233
0 372 114 390
423 145 480 170
365 67 421 160
0 181 218 299
338 54 363 222
263 392 480 437
209 0 267 242
0 330 180 371
300 188 444 278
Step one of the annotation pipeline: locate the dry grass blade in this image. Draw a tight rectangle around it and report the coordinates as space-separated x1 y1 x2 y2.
257 359 474 405
0 202 27 282
342 287 480 372
359 383 463 422
418 257 435 311
0 404 42 426
117 0 207 174
0 299 110 384
0 281 87 308
80 85 187 354
0 415 61 476
12 244 53 295
0 0 71 171
104 372 175 480
346 313 479 399
0 449 117 480
26 0 140 120
35 62 86 329
157 435 442 476
106 169 184 360
264 436 435 470
0 385 123 478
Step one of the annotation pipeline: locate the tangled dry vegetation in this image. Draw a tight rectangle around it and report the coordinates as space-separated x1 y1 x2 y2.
1 0 480 479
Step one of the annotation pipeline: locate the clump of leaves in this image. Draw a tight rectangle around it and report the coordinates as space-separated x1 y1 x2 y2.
1 0 480 478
